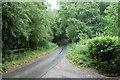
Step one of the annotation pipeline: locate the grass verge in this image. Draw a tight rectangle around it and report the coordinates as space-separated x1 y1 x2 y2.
2 44 58 75
66 37 120 76
66 39 96 69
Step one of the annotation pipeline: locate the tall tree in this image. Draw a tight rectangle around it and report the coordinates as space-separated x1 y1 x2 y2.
57 2 107 42
104 2 118 36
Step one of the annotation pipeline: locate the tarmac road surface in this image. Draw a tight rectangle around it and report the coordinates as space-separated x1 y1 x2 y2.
42 54 107 78
3 45 120 79
3 46 66 78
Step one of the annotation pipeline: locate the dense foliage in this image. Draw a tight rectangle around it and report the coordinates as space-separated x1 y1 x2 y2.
55 2 110 42
104 2 119 36
67 40 89 65
87 36 120 72
67 36 120 73
2 1 120 74
66 2 119 74
2 2 54 55
2 2 58 73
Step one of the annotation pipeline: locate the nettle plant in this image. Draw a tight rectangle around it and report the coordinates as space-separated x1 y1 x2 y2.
87 36 120 72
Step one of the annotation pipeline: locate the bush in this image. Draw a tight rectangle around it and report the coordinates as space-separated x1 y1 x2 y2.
67 42 89 66
87 36 120 73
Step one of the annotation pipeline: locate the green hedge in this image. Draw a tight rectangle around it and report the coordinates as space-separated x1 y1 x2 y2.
87 36 120 73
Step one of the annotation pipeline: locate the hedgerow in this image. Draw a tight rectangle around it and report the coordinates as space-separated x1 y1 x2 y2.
87 36 120 72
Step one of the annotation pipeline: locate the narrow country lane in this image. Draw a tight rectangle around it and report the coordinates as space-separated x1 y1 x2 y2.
3 46 66 78
42 54 107 78
2 2 120 80
3 46 118 78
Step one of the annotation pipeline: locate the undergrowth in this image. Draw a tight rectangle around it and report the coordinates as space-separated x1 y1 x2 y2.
67 36 120 73
1 43 58 74
66 39 91 68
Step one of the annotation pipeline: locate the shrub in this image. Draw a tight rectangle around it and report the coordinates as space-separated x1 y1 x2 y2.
87 36 120 73
67 42 89 66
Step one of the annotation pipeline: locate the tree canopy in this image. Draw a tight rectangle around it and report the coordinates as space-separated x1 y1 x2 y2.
2 1 119 55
